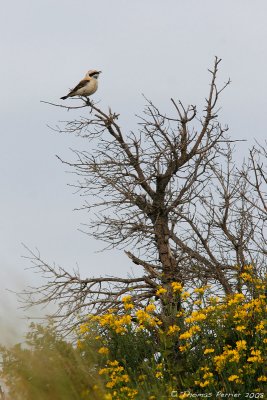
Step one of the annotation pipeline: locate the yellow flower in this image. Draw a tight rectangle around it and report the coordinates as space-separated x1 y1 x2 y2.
122 295 132 302
99 368 108 375
124 303 134 310
199 380 210 387
155 371 163 379
247 349 263 363
181 291 190 299
203 305 216 313
228 293 245 305
203 372 213 379
213 354 226 372
104 394 112 400
191 325 201 333
179 325 201 340
176 311 184 317
121 374 130 383
208 296 220 304
145 303 156 313
106 381 115 389
108 360 119 366
235 325 246 332
179 331 192 340
236 340 247 351
244 264 253 271
233 309 247 319
179 345 188 352
79 322 89 334
257 376 267 382
240 272 253 282
194 286 209 294
228 375 239 382
135 309 161 327
167 324 180 335
255 321 265 332
185 311 207 323
156 287 167 296
98 346 109 355
171 282 183 292
204 348 215 354
227 349 240 363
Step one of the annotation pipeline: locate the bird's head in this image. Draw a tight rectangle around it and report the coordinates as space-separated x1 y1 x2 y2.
85 70 102 79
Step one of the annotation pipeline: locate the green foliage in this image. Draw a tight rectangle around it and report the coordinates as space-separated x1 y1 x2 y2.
1 272 266 399
78 275 267 399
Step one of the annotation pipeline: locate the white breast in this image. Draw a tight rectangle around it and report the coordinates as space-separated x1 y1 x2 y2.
77 79 98 96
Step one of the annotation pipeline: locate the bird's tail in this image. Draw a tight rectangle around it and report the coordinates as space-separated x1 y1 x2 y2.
60 95 68 100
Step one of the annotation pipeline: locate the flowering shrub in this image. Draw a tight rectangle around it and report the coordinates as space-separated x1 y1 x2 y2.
1 267 266 399
78 267 266 398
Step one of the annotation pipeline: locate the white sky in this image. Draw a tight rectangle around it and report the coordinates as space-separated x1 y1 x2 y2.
1 0 267 343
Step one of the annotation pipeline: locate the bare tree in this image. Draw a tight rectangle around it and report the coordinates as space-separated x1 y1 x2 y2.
241 142 267 271
20 58 266 331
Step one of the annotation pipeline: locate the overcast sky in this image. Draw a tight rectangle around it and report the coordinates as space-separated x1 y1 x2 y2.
1 0 267 343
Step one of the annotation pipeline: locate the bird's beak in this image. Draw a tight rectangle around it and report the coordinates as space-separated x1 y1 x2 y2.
98 71 102 74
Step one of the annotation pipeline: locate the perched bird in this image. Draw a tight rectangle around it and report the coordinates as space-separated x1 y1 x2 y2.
60 69 101 100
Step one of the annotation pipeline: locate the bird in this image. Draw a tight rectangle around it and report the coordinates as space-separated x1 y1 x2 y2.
60 69 101 100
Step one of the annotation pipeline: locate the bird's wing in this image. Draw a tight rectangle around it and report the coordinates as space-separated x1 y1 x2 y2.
68 79 89 95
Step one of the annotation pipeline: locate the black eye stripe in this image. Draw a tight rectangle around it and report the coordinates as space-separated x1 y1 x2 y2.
89 72 99 77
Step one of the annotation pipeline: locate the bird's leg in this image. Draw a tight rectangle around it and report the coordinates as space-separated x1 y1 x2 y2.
85 97 92 107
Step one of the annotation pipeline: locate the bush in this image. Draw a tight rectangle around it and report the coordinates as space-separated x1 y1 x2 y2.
1 267 266 399
78 268 267 399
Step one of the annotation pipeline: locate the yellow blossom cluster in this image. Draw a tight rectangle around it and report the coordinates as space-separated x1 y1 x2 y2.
213 346 241 372
155 363 164 379
145 303 156 313
156 286 167 296
185 310 207 324
195 367 214 388
79 322 90 334
121 295 134 310
167 324 180 335
194 285 210 295
236 340 247 351
99 360 138 399
135 309 162 329
77 272 266 395
213 339 263 374
179 325 201 340
98 346 109 355
231 295 266 334
227 293 245 306
94 313 132 334
228 374 241 382
121 295 132 303
171 282 183 292
247 349 264 363
239 265 265 290
203 348 214 355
